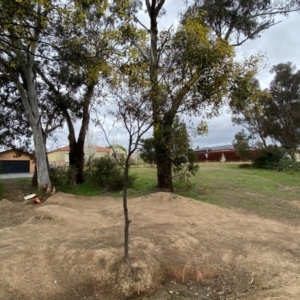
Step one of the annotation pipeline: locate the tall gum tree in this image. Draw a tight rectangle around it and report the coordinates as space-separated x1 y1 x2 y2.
135 0 300 191
141 1 241 190
37 0 141 184
264 62 300 157
0 0 56 188
231 77 270 148
187 0 300 46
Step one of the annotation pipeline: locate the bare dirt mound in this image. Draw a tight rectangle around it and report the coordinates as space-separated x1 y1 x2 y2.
0 192 299 300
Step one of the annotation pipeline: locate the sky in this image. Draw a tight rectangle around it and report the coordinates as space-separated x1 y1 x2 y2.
48 1 300 151
163 2 300 148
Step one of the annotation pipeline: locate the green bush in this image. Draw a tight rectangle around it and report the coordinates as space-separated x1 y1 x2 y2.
85 157 136 191
252 146 284 169
49 166 75 186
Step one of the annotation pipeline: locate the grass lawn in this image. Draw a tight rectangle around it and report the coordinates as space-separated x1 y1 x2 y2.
130 163 300 225
1 163 300 225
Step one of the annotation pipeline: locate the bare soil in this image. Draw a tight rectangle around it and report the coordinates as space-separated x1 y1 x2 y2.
0 191 300 300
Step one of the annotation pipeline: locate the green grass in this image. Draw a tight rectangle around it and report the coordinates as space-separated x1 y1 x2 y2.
58 181 109 197
2 163 300 225
130 167 157 194
129 163 300 225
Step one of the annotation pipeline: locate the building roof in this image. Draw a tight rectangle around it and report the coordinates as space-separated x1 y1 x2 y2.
49 145 110 153
195 144 234 152
0 148 33 157
89 146 110 153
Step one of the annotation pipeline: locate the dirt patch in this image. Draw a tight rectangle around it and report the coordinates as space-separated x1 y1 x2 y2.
0 178 35 202
0 192 300 300
290 200 300 208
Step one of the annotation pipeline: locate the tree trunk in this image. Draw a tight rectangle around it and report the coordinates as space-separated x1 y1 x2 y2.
154 120 174 192
31 117 51 188
64 85 93 184
12 57 51 189
156 155 173 191
69 140 85 184
147 0 171 190
122 159 131 260
32 165 38 187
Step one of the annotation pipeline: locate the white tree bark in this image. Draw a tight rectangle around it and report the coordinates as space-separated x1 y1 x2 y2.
13 52 51 189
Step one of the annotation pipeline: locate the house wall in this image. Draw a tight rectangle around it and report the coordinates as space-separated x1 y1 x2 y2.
48 150 109 167
48 151 69 167
196 150 241 162
0 150 35 173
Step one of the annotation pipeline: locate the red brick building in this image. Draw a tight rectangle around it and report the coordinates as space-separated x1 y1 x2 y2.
195 145 241 162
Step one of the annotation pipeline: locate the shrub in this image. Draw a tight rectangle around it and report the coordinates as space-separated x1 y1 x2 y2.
49 166 75 186
85 156 136 191
252 146 284 169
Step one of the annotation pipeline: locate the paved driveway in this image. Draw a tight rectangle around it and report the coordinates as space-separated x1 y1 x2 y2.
0 173 33 179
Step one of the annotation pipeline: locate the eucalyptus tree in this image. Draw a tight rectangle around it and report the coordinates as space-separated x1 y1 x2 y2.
232 129 252 160
37 0 142 184
132 0 299 191
0 0 60 188
186 0 300 46
231 78 270 148
135 1 247 191
232 62 300 157
0 71 64 152
140 116 198 184
264 62 300 157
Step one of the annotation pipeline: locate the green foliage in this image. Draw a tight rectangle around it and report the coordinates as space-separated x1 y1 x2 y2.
140 116 199 181
173 148 199 191
263 62 300 155
49 166 75 186
85 156 136 191
252 146 284 169
144 0 266 190
139 138 156 166
231 62 300 155
232 129 251 160
197 121 208 136
186 0 300 46
140 117 198 190
170 117 199 177
231 76 270 148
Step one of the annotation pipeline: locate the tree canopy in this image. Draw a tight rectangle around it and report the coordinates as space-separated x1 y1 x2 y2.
135 0 276 191
232 62 300 157
265 62 300 155
185 0 300 46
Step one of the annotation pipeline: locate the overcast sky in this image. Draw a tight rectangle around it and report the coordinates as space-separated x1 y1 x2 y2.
48 2 300 151
199 11 300 148
162 2 300 148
